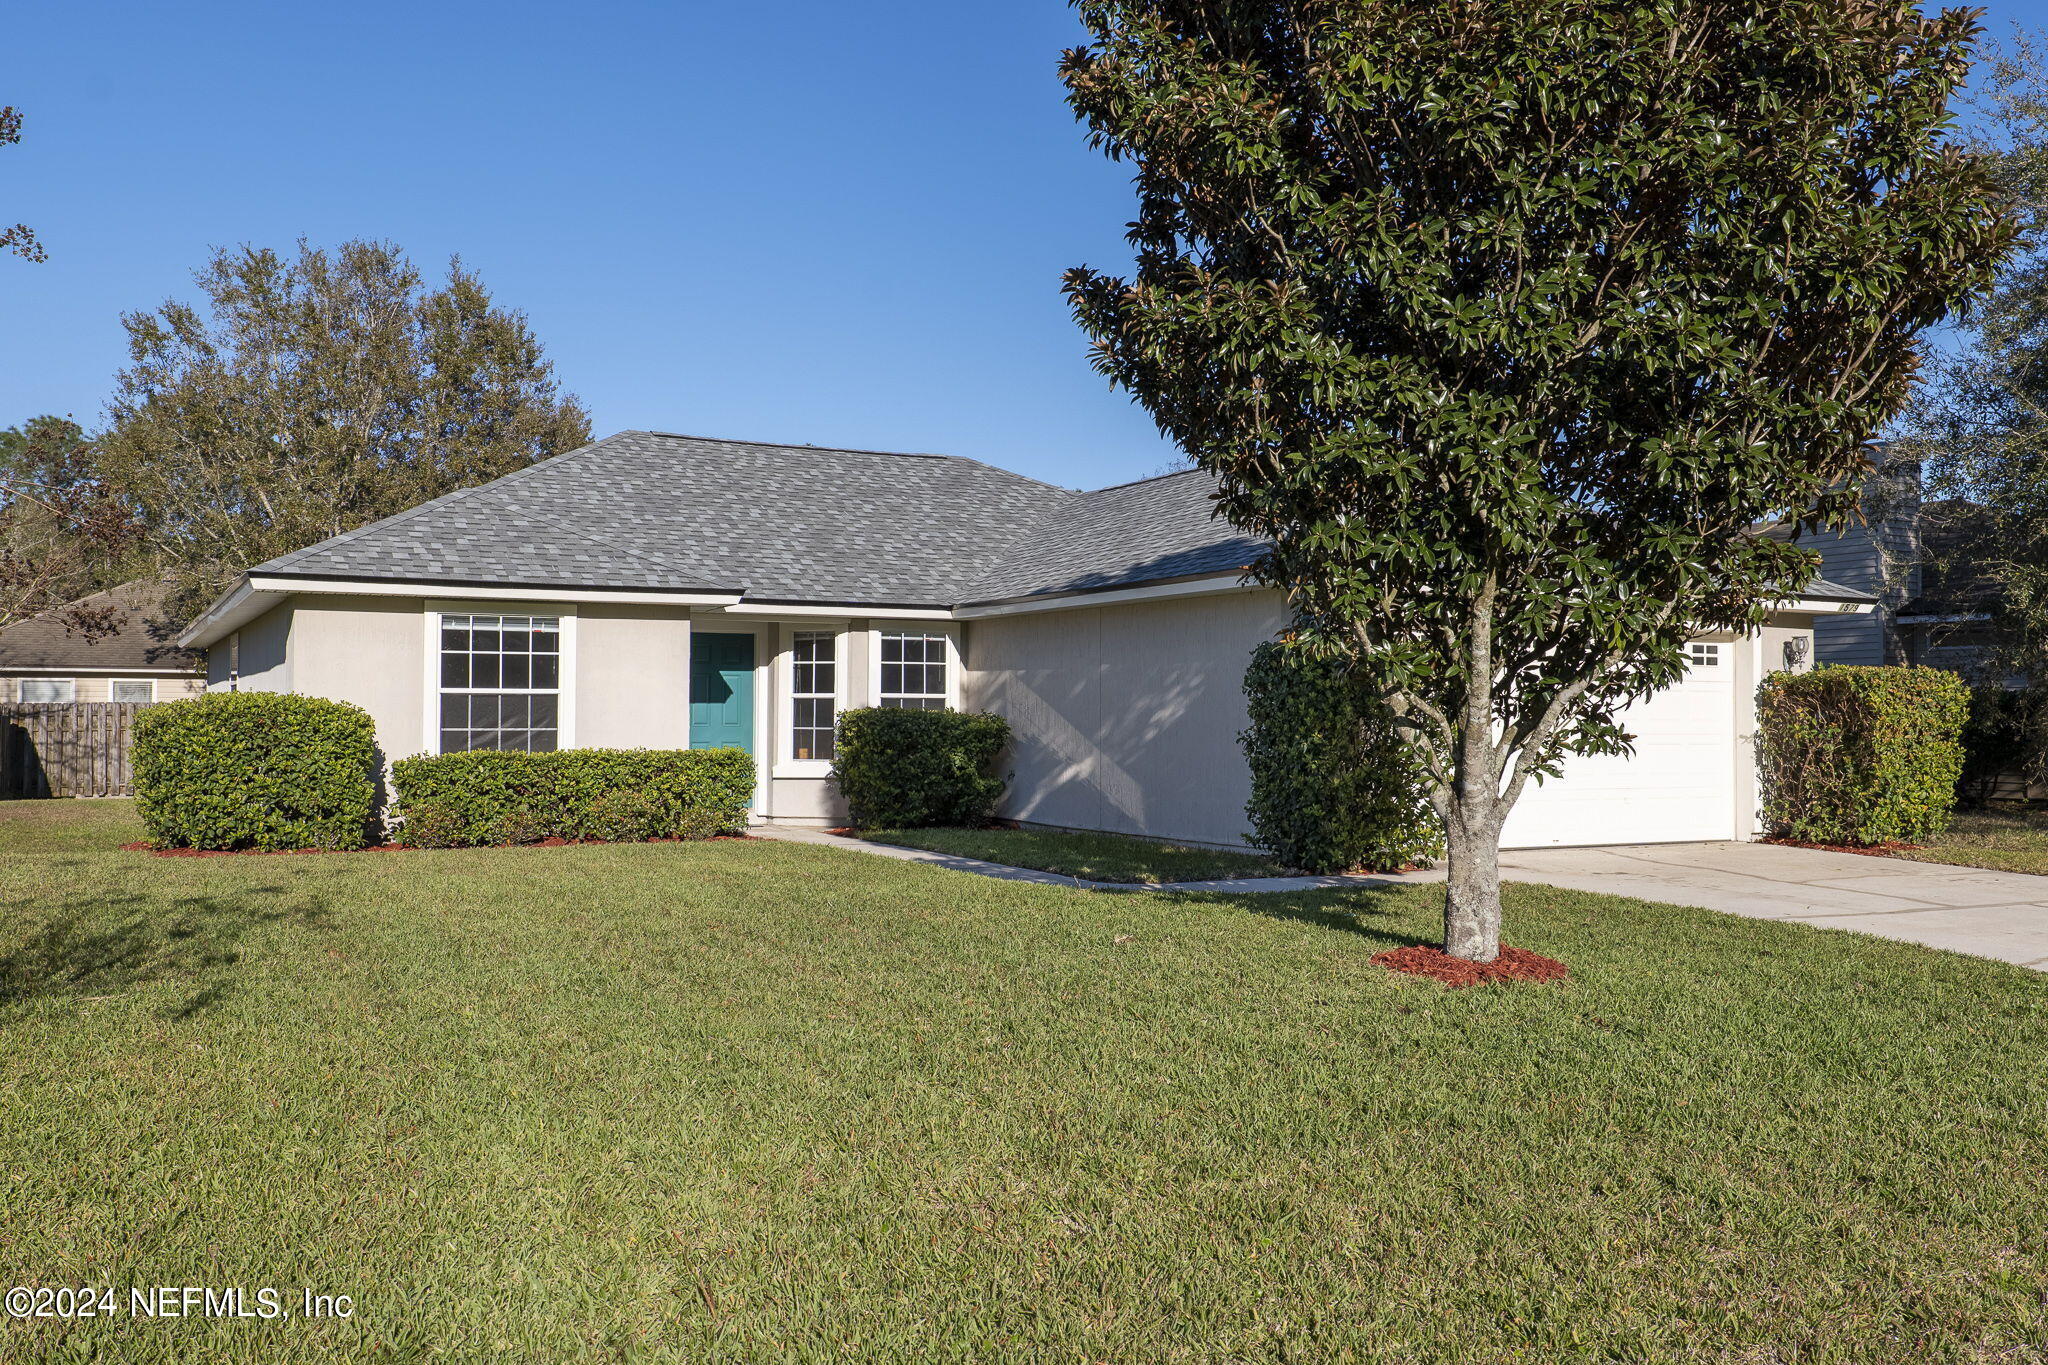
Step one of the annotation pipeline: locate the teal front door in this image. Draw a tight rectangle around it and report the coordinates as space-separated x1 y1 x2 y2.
689 633 755 754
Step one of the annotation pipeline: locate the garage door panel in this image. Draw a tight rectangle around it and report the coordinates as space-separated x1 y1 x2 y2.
1500 652 1737 849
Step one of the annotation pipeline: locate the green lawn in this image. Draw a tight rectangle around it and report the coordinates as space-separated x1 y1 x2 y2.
3 801 2047 1361
1898 803 2048 876
857 825 1287 883
0 796 145 852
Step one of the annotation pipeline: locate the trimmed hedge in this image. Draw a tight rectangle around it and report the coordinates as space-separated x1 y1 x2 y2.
1240 639 1442 873
389 748 754 848
132 691 380 851
832 708 1009 829
1757 665 1969 846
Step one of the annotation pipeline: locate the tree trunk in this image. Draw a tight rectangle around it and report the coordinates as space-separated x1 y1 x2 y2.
1442 805 1503 962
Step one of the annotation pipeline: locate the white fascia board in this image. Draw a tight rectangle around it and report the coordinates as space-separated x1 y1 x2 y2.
176 578 280 649
1896 612 1991 625
1770 598 1876 618
720 602 951 620
247 575 744 609
952 574 1257 620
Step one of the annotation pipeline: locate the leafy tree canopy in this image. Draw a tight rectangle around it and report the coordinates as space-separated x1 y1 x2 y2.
99 239 592 617
1063 0 2007 958
1902 34 2048 683
0 416 138 634
1 105 44 263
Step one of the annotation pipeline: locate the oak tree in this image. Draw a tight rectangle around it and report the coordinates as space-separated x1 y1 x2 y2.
99 239 592 616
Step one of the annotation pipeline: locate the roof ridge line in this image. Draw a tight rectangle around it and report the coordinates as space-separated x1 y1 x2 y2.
1082 465 1206 495
629 430 1079 495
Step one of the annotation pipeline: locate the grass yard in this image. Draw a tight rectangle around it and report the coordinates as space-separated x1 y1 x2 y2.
1897 802 2048 876
857 824 1287 883
0 796 145 852
3 801 2048 1361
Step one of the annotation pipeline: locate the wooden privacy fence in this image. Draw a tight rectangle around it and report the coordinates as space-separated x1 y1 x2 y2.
0 702 154 799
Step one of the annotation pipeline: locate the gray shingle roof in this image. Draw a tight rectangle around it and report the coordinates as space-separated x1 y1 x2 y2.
254 430 1873 610
960 468 1264 604
258 432 1078 606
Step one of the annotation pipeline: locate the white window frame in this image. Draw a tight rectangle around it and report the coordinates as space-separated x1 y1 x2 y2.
868 623 961 712
420 602 578 757
1688 642 1724 668
775 622 849 778
109 679 157 703
17 678 75 704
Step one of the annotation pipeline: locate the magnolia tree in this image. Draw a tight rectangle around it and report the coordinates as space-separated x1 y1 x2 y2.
1063 0 2007 960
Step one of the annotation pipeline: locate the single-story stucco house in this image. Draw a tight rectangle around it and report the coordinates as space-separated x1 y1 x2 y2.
175 431 1874 850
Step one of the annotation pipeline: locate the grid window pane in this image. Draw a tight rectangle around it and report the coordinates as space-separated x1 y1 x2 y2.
439 612 562 753
790 631 837 761
878 632 947 711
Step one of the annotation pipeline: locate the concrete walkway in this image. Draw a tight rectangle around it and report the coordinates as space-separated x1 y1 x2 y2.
1500 842 2048 970
755 826 2048 970
753 824 1421 893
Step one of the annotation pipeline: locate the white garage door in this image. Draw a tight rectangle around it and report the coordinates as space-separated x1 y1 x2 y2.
1499 641 1738 849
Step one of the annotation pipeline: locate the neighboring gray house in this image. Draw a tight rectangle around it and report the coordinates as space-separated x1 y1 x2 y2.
1787 455 1997 674
176 431 1871 850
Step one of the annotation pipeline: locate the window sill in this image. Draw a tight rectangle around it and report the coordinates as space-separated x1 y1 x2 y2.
772 761 835 780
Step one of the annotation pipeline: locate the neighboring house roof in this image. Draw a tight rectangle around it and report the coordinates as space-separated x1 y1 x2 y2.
1802 575 1874 603
0 582 202 672
241 429 1869 611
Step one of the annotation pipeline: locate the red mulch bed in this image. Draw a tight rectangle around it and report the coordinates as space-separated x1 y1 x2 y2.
1761 836 1921 858
1371 944 1571 989
121 835 754 858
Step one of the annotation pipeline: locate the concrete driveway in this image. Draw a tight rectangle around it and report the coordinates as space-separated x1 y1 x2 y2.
1503 842 2048 970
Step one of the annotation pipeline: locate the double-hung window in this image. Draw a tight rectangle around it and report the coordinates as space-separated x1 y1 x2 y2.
439 613 561 752
878 631 948 710
790 631 837 760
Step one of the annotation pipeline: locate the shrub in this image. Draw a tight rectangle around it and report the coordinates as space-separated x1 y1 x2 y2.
396 803 470 850
132 691 379 851
389 748 754 848
1756 665 1969 846
1240 639 1442 873
492 806 552 847
833 708 1010 829
1958 683 2048 806
583 789 664 844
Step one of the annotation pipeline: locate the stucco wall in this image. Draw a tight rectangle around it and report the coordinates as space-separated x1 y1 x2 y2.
1760 623 1816 677
577 605 693 749
963 589 1287 849
226 602 295 694
289 596 428 763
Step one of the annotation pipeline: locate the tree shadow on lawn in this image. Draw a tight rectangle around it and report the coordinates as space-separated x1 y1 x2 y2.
0 885 330 1015
1175 883 1436 950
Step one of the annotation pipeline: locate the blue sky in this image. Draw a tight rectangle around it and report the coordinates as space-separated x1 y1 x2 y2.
6 2 2048 492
